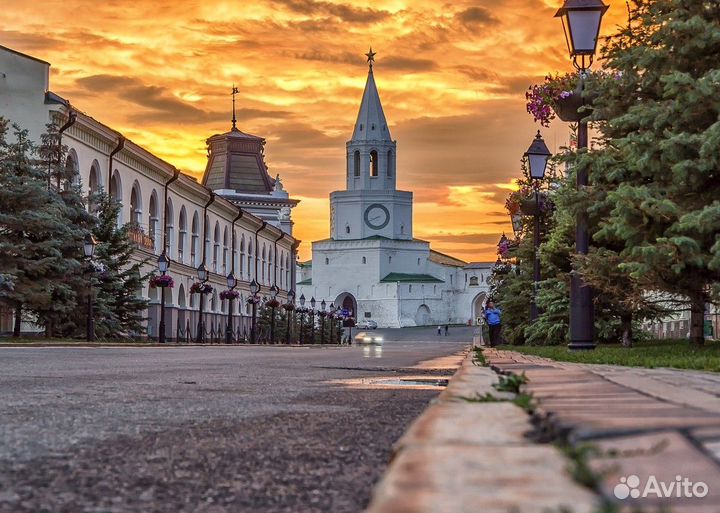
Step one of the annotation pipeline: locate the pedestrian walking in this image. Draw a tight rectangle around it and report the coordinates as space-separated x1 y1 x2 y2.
484 301 502 347
444 324 449 336
437 325 442 336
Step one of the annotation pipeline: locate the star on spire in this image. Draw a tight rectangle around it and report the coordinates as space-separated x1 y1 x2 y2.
365 47 376 69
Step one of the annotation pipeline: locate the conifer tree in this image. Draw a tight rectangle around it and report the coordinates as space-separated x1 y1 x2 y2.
92 192 149 338
0 119 77 336
582 0 720 344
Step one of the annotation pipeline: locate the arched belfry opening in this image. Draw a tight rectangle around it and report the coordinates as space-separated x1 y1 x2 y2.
369 150 378 177
354 151 361 177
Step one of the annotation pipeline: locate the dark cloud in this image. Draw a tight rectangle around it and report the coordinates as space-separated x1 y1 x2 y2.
291 50 358 65
394 101 540 189
455 7 498 27
0 31 60 53
74 74 293 126
431 233 504 244
382 56 438 72
454 65 498 83
273 0 390 23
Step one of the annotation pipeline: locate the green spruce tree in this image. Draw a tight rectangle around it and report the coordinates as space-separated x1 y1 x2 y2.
92 191 149 338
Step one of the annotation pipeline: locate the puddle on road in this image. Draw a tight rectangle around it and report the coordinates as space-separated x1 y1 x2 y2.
330 375 449 390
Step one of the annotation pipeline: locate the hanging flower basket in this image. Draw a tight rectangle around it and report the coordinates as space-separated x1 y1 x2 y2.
266 298 281 309
190 282 213 295
318 310 329 318
282 303 295 312
526 71 606 126
149 274 174 288
219 289 240 301
247 294 261 305
493 262 512 275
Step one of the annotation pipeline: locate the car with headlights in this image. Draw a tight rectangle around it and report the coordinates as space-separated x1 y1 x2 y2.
354 331 384 345
356 319 378 330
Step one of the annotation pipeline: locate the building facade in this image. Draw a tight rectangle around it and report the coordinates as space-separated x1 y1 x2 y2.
0 44 298 339
297 56 493 328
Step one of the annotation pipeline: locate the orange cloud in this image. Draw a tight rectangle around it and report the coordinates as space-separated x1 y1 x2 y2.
0 0 628 261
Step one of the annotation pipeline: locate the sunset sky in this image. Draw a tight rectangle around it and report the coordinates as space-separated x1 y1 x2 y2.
1 0 626 261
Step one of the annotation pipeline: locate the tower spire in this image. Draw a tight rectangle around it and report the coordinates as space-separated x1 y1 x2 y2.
352 48 390 142
231 84 239 131
365 47 376 71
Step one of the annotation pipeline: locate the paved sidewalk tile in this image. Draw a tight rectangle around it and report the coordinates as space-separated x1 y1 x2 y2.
486 349 720 513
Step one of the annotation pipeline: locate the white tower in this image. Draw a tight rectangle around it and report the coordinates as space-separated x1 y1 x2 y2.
330 49 413 241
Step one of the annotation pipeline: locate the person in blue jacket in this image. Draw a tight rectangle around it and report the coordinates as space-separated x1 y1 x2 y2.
484 300 502 347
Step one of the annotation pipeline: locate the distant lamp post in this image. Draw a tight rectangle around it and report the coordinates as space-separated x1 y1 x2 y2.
299 293 306 344
320 299 327 344
250 279 260 344
556 0 608 350
226 271 237 344
269 284 279 343
196 262 209 343
84 234 97 342
157 251 170 344
525 131 552 321
310 296 316 343
329 303 337 344
286 289 295 344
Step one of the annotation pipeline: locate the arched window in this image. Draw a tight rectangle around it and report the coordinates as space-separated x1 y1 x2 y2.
409 285 412 293
268 247 274 285
417 258 421 266
469 276 479 286
191 212 199 266
64 150 79 190
346 225 350 234
261 245 267 283
178 207 187 263
370 150 378 177
387 150 393 177
239 235 246 277
165 198 174 257
213 222 220 272
362 256 366 264
204 215 210 264
130 181 142 226
110 170 123 227
148 191 158 251
247 240 253 280
88 161 102 212
354 151 360 177
325 257 329 265
222 227 228 275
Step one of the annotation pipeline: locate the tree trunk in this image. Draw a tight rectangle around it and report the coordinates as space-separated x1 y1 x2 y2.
620 312 633 348
13 305 21 338
689 294 706 346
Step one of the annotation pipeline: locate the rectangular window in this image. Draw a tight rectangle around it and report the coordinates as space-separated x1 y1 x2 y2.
364 312 371 318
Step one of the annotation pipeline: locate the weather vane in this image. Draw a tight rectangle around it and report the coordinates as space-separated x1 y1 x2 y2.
365 47 376 70
231 84 239 130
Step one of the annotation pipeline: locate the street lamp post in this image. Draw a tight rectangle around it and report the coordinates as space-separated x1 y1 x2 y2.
157 251 169 344
250 279 259 344
226 272 237 344
320 299 327 344
329 304 336 344
84 234 97 342
310 297 316 344
555 0 608 350
197 263 208 343
524 131 552 321
269 284 279 343
299 294 306 344
286 289 295 344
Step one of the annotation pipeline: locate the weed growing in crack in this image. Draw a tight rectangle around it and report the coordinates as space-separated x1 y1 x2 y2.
493 372 528 393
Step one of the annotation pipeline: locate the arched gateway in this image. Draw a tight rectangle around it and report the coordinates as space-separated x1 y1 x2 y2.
334 292 357 318
472 292 487 325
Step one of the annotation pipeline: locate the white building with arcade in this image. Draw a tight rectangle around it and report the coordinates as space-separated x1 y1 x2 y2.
0 44 298 339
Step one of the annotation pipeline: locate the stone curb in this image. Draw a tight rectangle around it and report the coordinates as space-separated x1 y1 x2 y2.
364 349 600 513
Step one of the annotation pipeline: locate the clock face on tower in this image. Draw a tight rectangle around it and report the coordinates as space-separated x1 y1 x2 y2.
364 203 390 230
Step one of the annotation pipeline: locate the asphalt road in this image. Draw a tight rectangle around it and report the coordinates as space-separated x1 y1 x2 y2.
0 327 471 513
